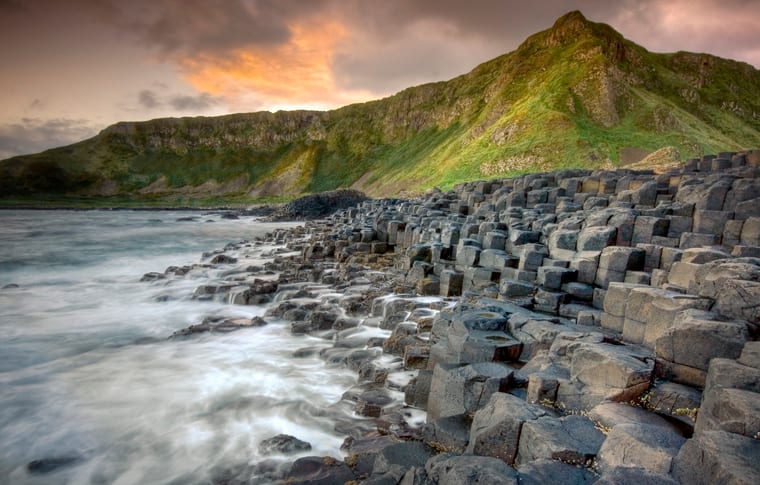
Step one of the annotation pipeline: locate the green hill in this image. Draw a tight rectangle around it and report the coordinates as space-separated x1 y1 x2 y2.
2 11 759 204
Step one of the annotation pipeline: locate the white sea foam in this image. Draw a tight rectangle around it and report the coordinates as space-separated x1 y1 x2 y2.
0 210 358 484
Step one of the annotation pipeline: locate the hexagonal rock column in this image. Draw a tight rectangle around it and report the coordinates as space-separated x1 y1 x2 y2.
427 362 513 421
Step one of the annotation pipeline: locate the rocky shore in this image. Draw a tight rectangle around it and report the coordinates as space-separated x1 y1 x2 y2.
146 150 760 484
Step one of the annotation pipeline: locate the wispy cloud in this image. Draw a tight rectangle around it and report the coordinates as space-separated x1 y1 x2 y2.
138 90 161 109
28 98 45 111
168 93 218 111
136 89 220 111
610 0 760 66
0 118 99 159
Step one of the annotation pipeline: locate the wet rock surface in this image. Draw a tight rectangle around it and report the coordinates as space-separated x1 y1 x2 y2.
141 150 760 484
258 434 312 455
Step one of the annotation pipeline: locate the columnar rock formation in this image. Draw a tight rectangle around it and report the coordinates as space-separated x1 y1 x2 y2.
153 149 760 483
293 150 760 483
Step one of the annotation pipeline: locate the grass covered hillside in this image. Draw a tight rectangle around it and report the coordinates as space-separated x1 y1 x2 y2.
2 11 759 203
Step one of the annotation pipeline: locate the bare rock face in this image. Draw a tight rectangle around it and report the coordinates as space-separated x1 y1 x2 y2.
672 431 760 485
427 362 513 421
566 342 654 407
425 453 519 485
655 309 749 371
694 257 760 324
517 459 596 485
597 423 686 475
516 414 605 466
466 392 552 464
285 456 356 485
369 442 435 483
695 387 760 436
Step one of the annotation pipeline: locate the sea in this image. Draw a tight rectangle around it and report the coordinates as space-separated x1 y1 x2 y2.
0 209 360 484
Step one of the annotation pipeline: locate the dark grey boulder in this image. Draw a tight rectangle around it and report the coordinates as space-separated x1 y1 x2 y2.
210 254 238 264
517 458 596 485
427 362 513 421
466 392 551 464
588 402 683 434
597 423 685 475
258 434 312 455
370 442 434 480
655 309 749 371
285 456 356 485
739 341 760 368
422 414 471 453
704 357 760 394
672 431 760 485
354 388 394 418
516 415 605 466
404 370 432 409
342 435 399 480
695 386 760 436
425 453 519 485
594 466 678 485
140 272 166 282
647 381 702 425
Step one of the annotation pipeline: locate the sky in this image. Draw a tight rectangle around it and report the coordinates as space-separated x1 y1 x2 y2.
1 0 759 159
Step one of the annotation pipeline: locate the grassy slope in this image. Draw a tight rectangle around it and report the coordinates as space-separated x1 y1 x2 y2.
2 11 759 204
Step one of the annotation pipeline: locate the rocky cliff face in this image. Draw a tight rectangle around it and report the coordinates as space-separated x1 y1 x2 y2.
2 11 759 201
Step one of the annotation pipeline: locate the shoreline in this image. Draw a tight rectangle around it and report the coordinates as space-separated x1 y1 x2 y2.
0 205 276 212
21 151 760 483
172 152 759 484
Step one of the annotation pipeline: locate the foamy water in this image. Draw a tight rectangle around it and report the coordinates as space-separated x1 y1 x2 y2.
0 210 359 484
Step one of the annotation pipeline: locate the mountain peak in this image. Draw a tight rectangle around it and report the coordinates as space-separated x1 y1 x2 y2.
2 11 759 200
535 10 626 57
553 10 589 28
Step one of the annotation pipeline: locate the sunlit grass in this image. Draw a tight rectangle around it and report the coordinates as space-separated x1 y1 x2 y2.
2 14 759 203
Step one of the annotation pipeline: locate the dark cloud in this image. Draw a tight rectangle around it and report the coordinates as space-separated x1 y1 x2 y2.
28 98 44 110
0 118 99 159
0 0 24 12
604 0 760 65
1 0 758 130
138 90 161 109
168 93 218 111
338 0 622 42
136 89 219 112
54 0 760 101
83 0 623 59
84 0 331 57
330 0 760 94
330 0 632 93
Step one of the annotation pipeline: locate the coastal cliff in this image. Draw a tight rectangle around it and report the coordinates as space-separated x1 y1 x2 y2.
2 12 759 202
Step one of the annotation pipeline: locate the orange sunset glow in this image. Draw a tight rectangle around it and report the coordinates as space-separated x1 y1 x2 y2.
182 20 375 110
1 0 759 159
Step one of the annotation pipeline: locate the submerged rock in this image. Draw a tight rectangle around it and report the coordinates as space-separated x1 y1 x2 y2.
27 455 83 475
258 434 312 455
171 316 267 337
210 254 238 264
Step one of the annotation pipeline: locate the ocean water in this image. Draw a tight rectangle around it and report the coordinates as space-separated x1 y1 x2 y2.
0 210 359 484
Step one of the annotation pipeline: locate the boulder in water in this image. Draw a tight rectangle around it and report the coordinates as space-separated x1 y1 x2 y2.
259 434 312 455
